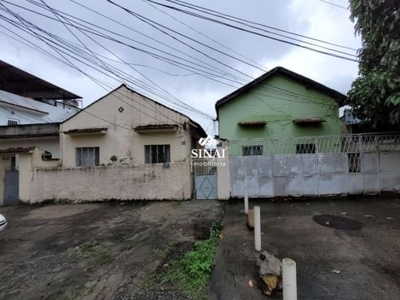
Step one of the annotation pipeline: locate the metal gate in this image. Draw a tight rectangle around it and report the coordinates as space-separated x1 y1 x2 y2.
4 169 19 206
193 161 218 199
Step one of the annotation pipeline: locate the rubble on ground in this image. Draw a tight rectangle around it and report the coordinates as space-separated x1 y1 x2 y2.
247 209 254 229
257 250 282 296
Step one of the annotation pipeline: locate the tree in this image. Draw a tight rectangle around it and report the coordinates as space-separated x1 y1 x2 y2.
347 0 400 130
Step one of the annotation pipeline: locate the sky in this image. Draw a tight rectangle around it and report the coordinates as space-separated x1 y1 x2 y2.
0 0 361 135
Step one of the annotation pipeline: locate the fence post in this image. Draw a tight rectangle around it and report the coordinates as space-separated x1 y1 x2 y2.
244 178 249 214
282 258 297 300
254 206 261 251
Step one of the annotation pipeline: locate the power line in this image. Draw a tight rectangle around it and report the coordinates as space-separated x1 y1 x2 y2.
0 5 201 133
67 0 237 81
1 0 347 121
169 0 354 50
0 1 216 119
0 5 340 109
318 0 349 10
38 0 211 121
139 0 358 61
142 0 268 73
24 0 346 106
153 0 356 58
0 27 196 138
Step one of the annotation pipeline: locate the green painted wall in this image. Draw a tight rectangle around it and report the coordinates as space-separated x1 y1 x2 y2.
218 75 341 155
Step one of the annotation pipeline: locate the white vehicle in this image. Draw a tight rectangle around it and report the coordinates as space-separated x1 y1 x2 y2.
0 214 7 232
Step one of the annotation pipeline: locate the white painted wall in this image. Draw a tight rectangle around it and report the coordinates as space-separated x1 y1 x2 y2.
230 151 400 198
217 141 230 200
60 85 193 167
0 147 59 205
30 162 191 203
0 137 60 158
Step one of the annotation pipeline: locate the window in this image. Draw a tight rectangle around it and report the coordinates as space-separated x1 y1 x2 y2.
296 143 316 154
348 153 361 173
242 145 263 156
76 147 100 167
145 145 170 163
7 119 19 126
10 156 17 170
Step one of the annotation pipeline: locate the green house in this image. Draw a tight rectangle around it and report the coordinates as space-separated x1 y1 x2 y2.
215 67 346 156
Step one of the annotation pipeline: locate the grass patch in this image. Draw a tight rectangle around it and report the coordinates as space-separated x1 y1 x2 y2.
75 240 114 270
162 221 224 300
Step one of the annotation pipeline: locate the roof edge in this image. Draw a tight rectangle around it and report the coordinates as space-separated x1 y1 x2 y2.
215 66 347 117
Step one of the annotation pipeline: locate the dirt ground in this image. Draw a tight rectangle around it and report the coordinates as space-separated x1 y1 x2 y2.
0 200 223 300
210 196 400 300
2 197 400 300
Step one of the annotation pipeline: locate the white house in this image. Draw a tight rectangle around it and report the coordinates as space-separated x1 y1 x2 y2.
28 84 207 203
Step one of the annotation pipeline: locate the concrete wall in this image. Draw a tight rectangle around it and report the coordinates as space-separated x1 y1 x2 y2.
30 162 191 203
0 154 10 206
18 148 59 203
218 75 341 155
216 142 230 200
60 85 192 167
0 136 60 158
0 123 59 138
230 151 400 198
0 147 60 205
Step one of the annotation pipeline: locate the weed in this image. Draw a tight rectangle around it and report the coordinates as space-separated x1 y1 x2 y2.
75 240 114 270
162 221 224 300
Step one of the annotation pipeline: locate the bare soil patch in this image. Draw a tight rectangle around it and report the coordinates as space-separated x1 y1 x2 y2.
0 200 223 300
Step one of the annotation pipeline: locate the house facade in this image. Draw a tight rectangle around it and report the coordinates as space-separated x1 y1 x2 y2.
0 60 81 206
60 84 204 168
215 67 346 155
28 84 206 203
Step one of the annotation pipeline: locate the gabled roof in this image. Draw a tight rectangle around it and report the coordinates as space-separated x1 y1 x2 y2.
0 60 81 100
63 84 206 137
215 66 347 117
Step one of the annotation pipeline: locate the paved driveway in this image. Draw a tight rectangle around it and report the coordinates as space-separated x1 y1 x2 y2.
211 197 400 300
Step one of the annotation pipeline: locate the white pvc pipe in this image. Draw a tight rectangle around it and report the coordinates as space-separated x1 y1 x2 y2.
282 258 297 300
244 179 249 214
254 205 261 251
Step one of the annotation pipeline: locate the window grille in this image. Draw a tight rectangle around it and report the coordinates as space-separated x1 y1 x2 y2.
242 145 263 156
145 145 171 163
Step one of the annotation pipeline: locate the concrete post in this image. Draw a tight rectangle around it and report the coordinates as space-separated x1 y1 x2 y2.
244 178 249 214
254 205 261 251
282 258 297 300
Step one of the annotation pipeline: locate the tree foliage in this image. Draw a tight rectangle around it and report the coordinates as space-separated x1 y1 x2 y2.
347 0 400 130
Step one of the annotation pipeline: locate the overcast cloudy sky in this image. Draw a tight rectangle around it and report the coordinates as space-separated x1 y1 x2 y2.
0 0 361 134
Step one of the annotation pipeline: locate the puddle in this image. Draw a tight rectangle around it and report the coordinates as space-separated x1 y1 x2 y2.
313 214 363 230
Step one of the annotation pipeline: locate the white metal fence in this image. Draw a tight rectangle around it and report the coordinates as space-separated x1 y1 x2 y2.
229 133 400 156
229 133 400 197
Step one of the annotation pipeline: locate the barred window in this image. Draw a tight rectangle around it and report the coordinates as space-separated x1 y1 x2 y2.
242 145 263 156
7 119 19 126
296 143 316 154
76 147 100 167
145 145 170 163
